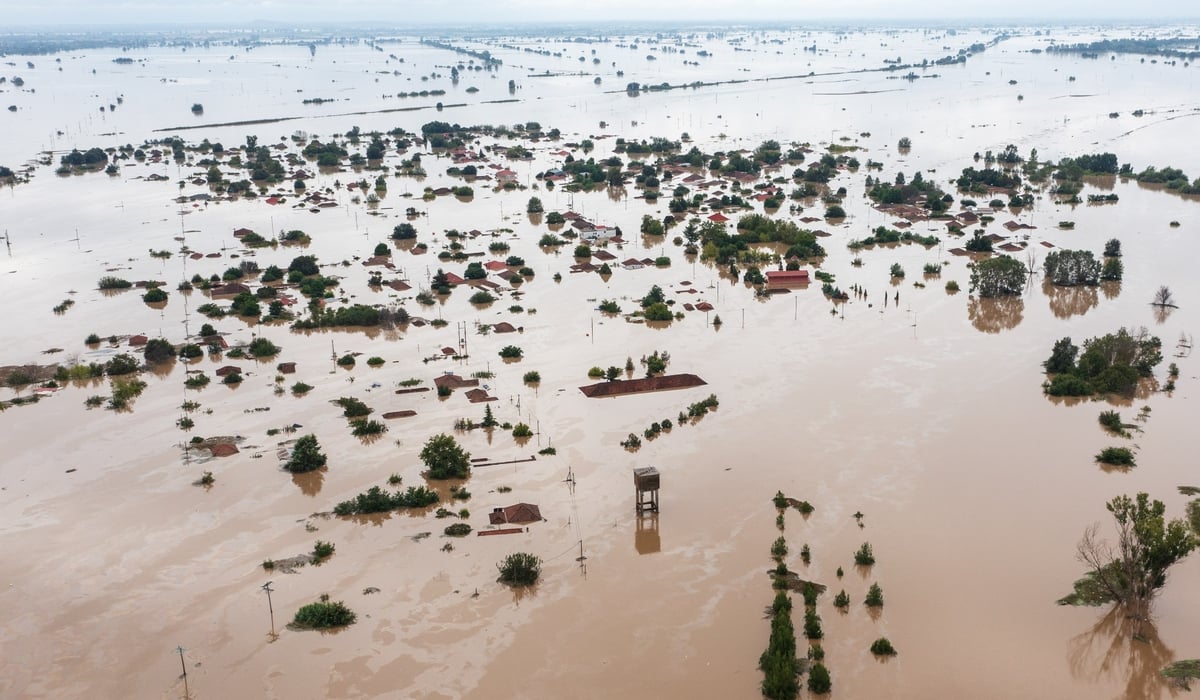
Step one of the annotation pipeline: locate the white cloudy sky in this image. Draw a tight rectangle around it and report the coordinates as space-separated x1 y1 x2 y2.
3 0 1196 26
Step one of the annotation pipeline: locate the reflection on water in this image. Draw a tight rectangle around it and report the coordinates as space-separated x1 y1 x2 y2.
1101 280 1122 301
635 512 660 555
1153 305 1175 326
1044 280 1099 320
292 467 325 497
968 296 1024 333
1067 605 1178 700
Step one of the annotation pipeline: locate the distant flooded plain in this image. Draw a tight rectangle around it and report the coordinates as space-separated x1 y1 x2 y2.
2 24 1199 699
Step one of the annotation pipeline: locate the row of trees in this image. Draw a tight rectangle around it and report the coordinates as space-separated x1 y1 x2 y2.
1043 327 1163 396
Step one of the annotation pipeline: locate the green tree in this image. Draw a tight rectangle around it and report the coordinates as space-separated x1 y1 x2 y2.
421 433 471 479
143 338 175 364
1044 249 1101 286
288 255 320 277
286 434 327 473
1044 337 1079 373
970 256 1027 297
526 196 544 213
1060 493 1196 633
497 552 542 585
392 223 417 240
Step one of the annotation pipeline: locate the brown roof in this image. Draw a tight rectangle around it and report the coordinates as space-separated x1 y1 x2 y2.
489 503 542 525
433 373 478 389
214 365 242 377
210 283 251 296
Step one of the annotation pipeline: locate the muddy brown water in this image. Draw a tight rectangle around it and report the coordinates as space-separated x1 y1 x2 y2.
2 26 1200 700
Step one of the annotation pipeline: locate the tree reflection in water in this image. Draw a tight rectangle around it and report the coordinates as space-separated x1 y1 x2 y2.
968 296 1024 334
1044 280 1099 320
1067 605 1180 700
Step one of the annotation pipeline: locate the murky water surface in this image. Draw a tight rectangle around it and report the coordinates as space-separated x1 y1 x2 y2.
2 25 1199 699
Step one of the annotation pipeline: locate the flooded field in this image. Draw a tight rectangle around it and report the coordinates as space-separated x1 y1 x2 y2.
2 24 1199 699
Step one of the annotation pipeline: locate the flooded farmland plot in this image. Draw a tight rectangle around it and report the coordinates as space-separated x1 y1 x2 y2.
2 23 1200 699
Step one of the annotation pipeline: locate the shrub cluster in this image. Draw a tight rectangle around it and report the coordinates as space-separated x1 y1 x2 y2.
333 485 439 515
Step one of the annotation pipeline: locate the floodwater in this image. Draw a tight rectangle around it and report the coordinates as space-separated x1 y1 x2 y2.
2 24 1200 700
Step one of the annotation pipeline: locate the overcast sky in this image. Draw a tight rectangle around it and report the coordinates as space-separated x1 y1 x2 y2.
3 0 1197 26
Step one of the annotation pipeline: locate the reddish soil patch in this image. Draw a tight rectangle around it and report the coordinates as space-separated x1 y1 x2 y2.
210 444 239 457
579 373 707 397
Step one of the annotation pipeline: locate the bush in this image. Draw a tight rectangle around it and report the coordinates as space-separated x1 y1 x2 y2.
644 302 672 321
854 542 875 565
106 354 140 376
179 343 203 359
870 638 897 656
291 382 313 395
292 600 356 629
335 397 372 418
1098 410 1126 435
367 356 384 367
512 423 533 438
833 590 850 608
334 485 439 515
85 333 101 345
497 552 542 585
337 354 356 367
185 373 210 389
222 373 243 385
498 345 523 359
889 263 905 279
445 523 472 537
469 290 496 304
771 537 788 559
98 276 132 290
1096 446 1136 467
807 663 831 694
285 434 327 473
352 419 387 437
803 607 823 640
824 205 846 219
945 280 960 292
142 288 168 303
598 299 621 313
865 582 884 607
312 540 335 559
248 337 280 357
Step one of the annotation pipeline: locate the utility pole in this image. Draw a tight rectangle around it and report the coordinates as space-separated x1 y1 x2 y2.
262 581 277 640
176 645 189 698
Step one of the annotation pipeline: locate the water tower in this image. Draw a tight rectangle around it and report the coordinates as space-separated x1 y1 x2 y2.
633 467 659 513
